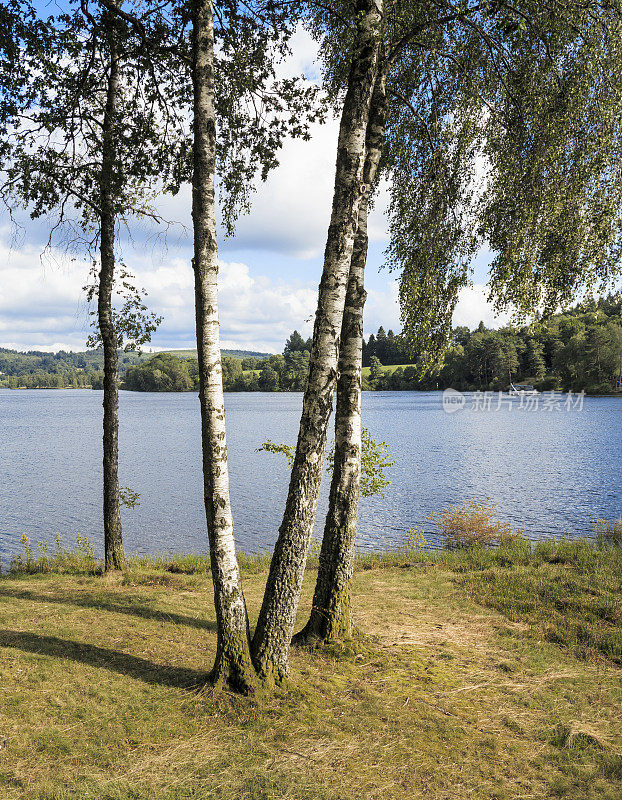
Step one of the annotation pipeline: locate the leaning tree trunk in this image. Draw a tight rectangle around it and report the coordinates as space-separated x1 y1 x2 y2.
191 0 256 693
294 76 388 644
100 2 125 572
251 0 384 684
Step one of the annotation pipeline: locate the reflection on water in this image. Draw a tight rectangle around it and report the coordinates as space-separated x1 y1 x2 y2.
0 389 620 562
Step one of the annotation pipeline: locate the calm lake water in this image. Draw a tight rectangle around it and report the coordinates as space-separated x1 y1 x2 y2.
1 389 620 563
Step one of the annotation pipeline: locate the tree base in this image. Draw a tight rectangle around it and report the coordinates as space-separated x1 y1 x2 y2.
208 656 258 696
248 643 289 688
292 610 353 647
104 558 125 572
293 627 372 670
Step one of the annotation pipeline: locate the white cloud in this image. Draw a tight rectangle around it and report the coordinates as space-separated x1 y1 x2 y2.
362 276 512 339
453 284 511 329
137 258 317 352
0 232 509 353
223 116 390 258
367 180 390 244
0 234 318 352
121 108 392 262
364 279 401 335
227 117 339 259
276 25 322 82
134 26 381 261
0 241 92 350
217 24 389 258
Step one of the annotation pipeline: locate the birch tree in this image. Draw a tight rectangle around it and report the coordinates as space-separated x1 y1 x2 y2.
387 2 622 371
190 0 256 691
98 0 131 570
186 0 321 690
297 0 622 643
294 77 387 643
251 0 384 683
0 0 188 571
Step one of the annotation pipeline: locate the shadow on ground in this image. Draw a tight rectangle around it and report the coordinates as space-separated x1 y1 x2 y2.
0 586 216 632
0 629 208 689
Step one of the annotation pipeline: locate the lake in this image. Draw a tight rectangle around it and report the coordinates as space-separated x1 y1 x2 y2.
1 389 620 564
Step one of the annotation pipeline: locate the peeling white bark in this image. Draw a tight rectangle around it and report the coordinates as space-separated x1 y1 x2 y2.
252 0 384 683
191 0 255 692
297 75 388 642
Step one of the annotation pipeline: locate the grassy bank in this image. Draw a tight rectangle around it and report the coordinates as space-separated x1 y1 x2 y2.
0 540 620 799
361 363 416 378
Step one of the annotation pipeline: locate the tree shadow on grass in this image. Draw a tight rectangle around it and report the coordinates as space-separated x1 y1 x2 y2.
0 587 217 632
0 629 208 689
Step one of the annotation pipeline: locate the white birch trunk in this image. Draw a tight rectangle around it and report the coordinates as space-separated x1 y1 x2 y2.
295 76 388 643
191 0 256 692
251 0 384 683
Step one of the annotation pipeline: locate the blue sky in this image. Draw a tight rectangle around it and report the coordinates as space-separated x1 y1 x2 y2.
0 25 505 354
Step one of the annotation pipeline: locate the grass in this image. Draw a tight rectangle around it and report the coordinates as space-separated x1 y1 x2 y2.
9 534 621 664
361 363 416 378
159 348 198 358
451 539 622 665
0 539 620 799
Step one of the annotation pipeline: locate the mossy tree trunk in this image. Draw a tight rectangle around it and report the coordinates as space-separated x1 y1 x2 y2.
191 0 256 693
251 0 384 684
294 76 387 644
100 1 125 572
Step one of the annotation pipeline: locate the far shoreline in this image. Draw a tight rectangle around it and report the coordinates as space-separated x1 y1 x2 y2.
2 386 622 397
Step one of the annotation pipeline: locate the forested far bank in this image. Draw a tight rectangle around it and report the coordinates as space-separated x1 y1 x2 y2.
2 297 620 394
0 348 144 389
124 298 622 395
368 296 622 394
0 347 268 390
123 333 313 392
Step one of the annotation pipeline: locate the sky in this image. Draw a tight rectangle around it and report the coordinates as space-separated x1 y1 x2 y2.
0 26 509 355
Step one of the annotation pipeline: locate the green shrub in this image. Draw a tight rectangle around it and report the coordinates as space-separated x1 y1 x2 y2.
429 499 523 550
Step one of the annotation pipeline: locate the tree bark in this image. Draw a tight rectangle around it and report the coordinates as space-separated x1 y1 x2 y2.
294 76 388 644
251 0 384 684
191 0 256 693
100 1 125 572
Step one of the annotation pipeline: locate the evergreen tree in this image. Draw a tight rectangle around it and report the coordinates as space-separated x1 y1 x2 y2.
525 338 546 380
284 330 309 355
375 326 387 363
368 355 383 387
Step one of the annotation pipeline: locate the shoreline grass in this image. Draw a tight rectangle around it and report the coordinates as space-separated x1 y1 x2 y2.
6 530 621 665
0 545 620 799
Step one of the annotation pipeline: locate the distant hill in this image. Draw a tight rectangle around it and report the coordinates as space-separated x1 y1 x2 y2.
0 346 271 382
161 348 271 360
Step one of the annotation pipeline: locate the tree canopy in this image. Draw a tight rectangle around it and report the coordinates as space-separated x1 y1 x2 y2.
304 1 622 372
